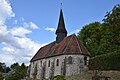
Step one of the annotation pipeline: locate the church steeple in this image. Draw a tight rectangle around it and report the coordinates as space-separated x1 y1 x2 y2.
56 9 67 43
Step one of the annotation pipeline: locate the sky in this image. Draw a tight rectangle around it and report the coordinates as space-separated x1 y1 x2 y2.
0 0 119 66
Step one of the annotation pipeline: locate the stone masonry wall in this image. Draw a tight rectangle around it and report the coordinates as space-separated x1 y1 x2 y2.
29 54 89 80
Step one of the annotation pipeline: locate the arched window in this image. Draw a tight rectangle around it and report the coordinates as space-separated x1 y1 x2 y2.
40 61 42 67
68 56 72 64
84 56 87 65
56 59 59 66
48 60 50 67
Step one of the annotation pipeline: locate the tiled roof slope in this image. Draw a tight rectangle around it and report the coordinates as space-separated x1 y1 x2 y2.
30 34 90 62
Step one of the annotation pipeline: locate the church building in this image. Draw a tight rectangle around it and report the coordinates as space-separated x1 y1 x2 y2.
28 9 90 80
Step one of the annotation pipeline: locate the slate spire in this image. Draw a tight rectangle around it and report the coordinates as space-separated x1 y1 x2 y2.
56 9 67 43
56 9 67 35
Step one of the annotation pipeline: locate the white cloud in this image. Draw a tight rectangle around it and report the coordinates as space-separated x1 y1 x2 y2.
29 22 38 29
0 24 8 35
0 0 44 66
45 27 56 32
0 37 47 66
0 53 15 66
10 27 32 37
0 25 45 66
3 47 14 52
23 22 39 30
0 0 15 23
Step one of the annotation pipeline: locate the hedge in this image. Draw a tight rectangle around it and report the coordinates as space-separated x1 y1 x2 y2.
89 50 120 70
51 75 65 80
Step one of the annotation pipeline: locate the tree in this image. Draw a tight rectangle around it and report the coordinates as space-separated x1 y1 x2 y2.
78 22 102 57
6 63 28 80
98 4 120 55
0 72 3 80
0 62 6 73
78 4 120 57
102 4 120 46
5 67 11 73
11 63 19 70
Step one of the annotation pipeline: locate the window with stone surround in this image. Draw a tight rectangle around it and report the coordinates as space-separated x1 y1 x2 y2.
40 61 42 67
56 59 59 66
48 60 50 67
68 56 72 64
84 56 87 65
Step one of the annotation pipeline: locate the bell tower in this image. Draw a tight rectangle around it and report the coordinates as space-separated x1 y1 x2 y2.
56 9 67 43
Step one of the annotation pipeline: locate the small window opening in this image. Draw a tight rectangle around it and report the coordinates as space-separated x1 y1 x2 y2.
40 61 42 66
68 56 72 64
48 60 50 67
56 59 59 66
84 56 87 65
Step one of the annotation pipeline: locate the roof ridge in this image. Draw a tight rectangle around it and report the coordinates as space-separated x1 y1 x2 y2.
79 39 90 55
74 35 82 53
63 35 74 53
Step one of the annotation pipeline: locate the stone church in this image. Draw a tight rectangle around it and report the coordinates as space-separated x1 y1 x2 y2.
28 9 90 80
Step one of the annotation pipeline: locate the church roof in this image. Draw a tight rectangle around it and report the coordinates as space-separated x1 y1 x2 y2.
30 34 90 62
56 9 67 34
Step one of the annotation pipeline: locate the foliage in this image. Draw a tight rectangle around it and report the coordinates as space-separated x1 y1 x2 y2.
0 72 3 80
0 62 6 73
11 62 19 70
78 4 120 70
52 75 65 80
6 63 28 80
5 67 11 73
0 62 11 73
78 22 102 57
78 4 120 57
99 4 120 55
89 49 120 70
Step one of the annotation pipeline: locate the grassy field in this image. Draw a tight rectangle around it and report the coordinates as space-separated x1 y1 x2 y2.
65 71 120 80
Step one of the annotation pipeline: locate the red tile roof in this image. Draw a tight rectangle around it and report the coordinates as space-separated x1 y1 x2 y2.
30 34 90 62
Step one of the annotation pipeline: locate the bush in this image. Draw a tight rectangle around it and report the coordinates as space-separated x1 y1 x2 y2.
89 50 120 70
51 75 65 80
0 72 3 80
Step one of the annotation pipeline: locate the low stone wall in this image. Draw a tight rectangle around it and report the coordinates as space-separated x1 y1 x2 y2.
65 71 120 80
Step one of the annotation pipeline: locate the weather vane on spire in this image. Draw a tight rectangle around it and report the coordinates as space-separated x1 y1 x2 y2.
60 2 62 9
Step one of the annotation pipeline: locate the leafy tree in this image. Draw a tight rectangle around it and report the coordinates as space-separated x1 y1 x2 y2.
102 4 120 44
78 4 120 57
103 4 120 32
19 63 28 79
98 4 120 55
0 72 3 80
78 22 102 56
6 63 27 80
11 62 19 70
5 67 11 73
0 62 11 73
0 62 6 73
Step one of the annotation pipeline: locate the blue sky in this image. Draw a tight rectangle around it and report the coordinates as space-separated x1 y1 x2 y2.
0 0 119 66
